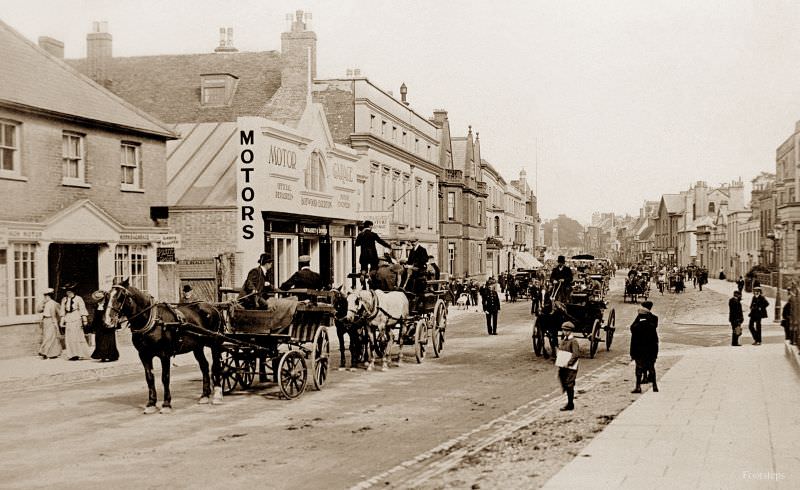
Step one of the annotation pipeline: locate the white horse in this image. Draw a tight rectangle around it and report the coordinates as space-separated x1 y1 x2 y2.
344 289 409 371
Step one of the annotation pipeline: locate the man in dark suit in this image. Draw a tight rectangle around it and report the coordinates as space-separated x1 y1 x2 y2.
630 300 659 393
239 253 274 308
748 287 769 345
549 255 573 303
280 255 324 291
402 238 428 312
355 220 392 277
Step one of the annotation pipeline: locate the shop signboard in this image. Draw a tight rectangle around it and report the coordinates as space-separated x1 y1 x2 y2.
160 234 182 248
357 211 392 236
237 112 362 269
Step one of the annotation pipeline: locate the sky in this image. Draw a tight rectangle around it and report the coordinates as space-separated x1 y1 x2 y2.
3 0 800 224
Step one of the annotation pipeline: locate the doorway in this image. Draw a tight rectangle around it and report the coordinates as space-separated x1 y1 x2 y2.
48 243 100 315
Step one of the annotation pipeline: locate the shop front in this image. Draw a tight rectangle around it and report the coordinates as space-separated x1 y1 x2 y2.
237 108 362 289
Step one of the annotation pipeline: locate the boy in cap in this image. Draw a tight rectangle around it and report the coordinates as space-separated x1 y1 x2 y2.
557 321 580 410
630 300 659 393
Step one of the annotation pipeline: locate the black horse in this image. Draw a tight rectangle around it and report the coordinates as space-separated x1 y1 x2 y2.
532 281 567 360
104 279 224 414
332 291 368 370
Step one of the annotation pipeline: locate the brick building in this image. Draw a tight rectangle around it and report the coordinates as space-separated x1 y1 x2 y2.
438 121 488 280
69 12 361 296
0 20 175 356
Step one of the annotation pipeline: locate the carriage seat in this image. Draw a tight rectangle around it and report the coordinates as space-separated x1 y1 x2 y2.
229 296 299 334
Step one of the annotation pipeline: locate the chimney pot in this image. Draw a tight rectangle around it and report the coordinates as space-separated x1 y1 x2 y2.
215 26 238 52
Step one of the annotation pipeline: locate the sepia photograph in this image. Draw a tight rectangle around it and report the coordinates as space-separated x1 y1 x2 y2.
0 1 798 488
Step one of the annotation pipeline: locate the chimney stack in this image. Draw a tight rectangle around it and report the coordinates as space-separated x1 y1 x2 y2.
400 83 408 105
87 21 112 85
281 10 317 83
214 27 238 53
38 36 64 59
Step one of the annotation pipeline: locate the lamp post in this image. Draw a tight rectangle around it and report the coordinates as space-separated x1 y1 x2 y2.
770 224 784 322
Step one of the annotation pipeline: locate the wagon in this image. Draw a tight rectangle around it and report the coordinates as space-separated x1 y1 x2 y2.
623 271 650 303
214 289 335 400
532 281 616 359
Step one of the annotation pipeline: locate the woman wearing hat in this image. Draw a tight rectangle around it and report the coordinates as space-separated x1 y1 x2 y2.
59 283 92 360
37 288 62 359
557 321 580 411
91 290 118 362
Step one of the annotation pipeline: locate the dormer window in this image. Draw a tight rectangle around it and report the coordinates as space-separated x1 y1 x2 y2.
200 73 238 106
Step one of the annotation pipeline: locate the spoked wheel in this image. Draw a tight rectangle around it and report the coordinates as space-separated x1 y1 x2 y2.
589 319 601 358
532 317 544 356
310 325 330 390
431 300 446 358
414 318 428 363
219 350 239 394
236 353 256 388
277 350 307 400
605 308 616 351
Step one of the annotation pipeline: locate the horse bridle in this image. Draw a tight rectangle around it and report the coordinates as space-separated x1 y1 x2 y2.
109 284 157 334
348 290 380 323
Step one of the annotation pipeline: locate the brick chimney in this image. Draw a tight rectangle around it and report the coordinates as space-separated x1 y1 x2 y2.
87 21 112 85
38 36 64 58
214 27 238 53
281 10 317 85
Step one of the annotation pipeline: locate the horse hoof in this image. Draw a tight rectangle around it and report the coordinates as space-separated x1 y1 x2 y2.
160 406 172 414
338 367 345 372
366 365 373 372
143 406 158 414
381 366 388 372
198 396 210 405
212 387 224 405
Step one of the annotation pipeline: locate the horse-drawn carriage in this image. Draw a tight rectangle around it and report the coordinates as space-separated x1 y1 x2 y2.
214 289 336 399
531 280 616 360
624 271 650 303
668 271 685 293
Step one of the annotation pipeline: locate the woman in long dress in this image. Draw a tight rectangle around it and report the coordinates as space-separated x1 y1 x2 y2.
91 290 119 362
38 288 62 359
60 283 92 360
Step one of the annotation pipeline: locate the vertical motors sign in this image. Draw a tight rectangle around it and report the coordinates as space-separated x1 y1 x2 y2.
237 117 260 270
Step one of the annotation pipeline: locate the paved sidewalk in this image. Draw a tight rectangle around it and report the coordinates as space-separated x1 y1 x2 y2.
544 342 800 489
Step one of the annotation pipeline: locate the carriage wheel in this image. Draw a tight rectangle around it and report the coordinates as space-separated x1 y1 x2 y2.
277 350 307 400
236 353 256 388
219 350 239 394
432 300 446 358
606 309 616 351
311 325 330 390
414 319 428 363
589 319 601 358
532 317 544 356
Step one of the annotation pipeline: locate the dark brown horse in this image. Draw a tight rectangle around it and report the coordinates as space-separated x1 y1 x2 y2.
104 279 224 414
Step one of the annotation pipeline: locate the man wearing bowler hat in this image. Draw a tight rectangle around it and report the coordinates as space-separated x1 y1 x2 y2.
355 220 392 287
280 255 324 291
180 284 195 304
239 253 274 308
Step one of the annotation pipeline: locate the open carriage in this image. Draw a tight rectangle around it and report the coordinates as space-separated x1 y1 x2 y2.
532 281 616 360
214 289 335 399
623 271 650 303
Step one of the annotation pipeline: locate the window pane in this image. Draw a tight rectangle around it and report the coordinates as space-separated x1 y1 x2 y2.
1 149 12 170
71 137 80 157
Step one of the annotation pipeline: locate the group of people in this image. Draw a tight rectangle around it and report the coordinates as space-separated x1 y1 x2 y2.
38 283 119 362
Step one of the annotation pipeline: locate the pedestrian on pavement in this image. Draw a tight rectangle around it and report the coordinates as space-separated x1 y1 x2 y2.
556 321 580 411
781 290 793 341
90 290 118 362
629 300 659 393
59 283 92 360
481 278 501 335
729 290 744 347
38 288 62 359
748 287 769 345
736 276 745 294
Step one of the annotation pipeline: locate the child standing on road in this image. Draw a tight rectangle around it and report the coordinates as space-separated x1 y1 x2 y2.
556 321 580 411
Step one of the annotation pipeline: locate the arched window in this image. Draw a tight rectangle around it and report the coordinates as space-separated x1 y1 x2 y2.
708 202 715 214
305 151 327 192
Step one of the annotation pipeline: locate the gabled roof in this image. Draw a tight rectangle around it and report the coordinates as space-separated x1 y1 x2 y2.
662 194 685 214
68 50 282 124
1 20 174 138
638 225 655 241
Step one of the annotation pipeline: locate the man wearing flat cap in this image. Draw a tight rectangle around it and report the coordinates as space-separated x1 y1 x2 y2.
239 253 274 308
550 255 573 303
280 255 324 291
630 300 659 393
557 321 580 411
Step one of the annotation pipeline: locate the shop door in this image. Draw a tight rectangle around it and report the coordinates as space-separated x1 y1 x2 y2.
271 235 297 287
48 243 100 317
332 238 352 288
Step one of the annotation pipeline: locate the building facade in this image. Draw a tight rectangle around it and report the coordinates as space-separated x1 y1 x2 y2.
1 20 175 355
